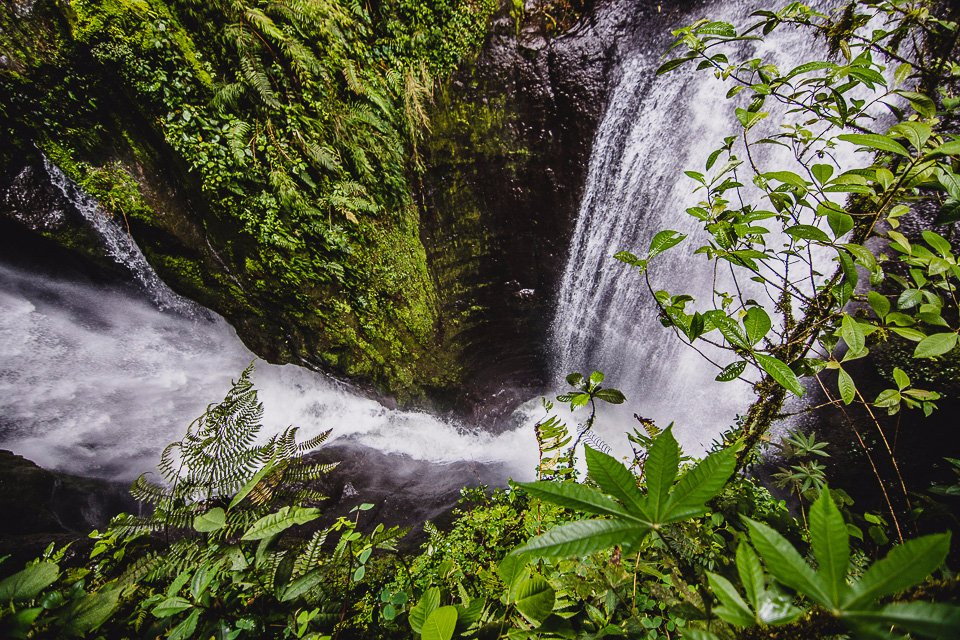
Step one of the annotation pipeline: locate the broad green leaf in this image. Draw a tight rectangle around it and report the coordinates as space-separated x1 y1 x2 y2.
755 354 804 397
0 562 59 602
812 163 835 184
708 572 756 627
889 121 932 151
656 55 696 75
827 210 854 239
511 574 555 624
280 570 324 602
867 291 890 319
645 427 680 520
241 506 320 541
65 587 121 634
706 310 750 349
512 519 650 558
809 491 850 606
152 596 193 618
936 198 960 224
840 314 865 354
785 224 831 243
716 360 747 382
846 601 960 637
228 459 276 510
763 171 809 189
193 507 226 533
939 170 960 201
837 368 856 405
736 542 765 608
838 133 911 158
497 554 524 591
896 90 937 118
594 388 626 404
922 230 953 257
744 517 830 606
744 307 771 345
514 480 639 521
892 367 910 390
168 609 200 640
409 587 441 634
913 332 958 358
584 446 647 515
663 445 737 522
421 606 458 640
648 230 687 259
845 533 950 608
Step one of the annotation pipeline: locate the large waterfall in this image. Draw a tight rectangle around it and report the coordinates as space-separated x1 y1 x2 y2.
0 161 538 480
551 1 845 452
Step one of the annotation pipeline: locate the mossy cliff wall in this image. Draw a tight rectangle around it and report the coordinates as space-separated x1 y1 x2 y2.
0 0 675 409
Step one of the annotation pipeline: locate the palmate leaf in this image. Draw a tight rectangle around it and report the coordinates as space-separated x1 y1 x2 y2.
809 490 849 606
584 446 647 514
744 517 831 606
662 443 737 521
846 601 960 637
844 532 950 609
708 572 756 627
514 481 639 521
511 519 650 558
644 426 680 520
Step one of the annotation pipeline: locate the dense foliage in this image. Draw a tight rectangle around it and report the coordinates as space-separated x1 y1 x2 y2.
2 1 960 639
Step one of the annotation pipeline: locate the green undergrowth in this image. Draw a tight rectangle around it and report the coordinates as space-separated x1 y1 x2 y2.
0 0 498 399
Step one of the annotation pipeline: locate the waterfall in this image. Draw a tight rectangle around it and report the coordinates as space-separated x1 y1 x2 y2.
40 156 200 316
0 161 539 480
551 1 849 452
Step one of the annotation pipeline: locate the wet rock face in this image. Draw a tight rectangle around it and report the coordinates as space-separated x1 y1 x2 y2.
0 450 137 572
419 0 697 421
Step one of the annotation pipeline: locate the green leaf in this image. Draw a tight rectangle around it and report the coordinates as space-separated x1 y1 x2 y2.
594 388 626 404
706 310 750 349
847 601 960 637
840 314 865 354
838 133 911 158
837 368 856 405
913 332 958 358
755 354 804 397
656 55 696 75
708 572 756 627
744 517 830 606
827 210 854 238
0 562 59 602
663 445 737 522
867 292 890 319
893 367 910 390
936 198 960 224
716 360 747 382
896 90 937 118
809 491 850 607
922 230 953 257
229 459 276 510
512 519 650 558
785 224 831 243
736 542 765 608
511 574 555 624
648 230 687 259
845 532 950 608
241 506 320 541
763 171 809 189
421 606 458 640
812 163 835 184
584 446 647 515
514 480 639 521
889 122 932 151
152 596 193 618
744 307 771 345
193 507 226 533
167 608 200 640
645 427 680 520
65 587 121 634
409 587 440 634
280 570 323 602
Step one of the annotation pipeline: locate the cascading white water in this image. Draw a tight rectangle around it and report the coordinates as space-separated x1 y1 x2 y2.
552 1 850 452
0 164 538 480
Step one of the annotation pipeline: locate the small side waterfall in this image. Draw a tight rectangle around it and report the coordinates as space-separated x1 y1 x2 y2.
0 160 539 480
40 156 199 316
551 2 842 450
